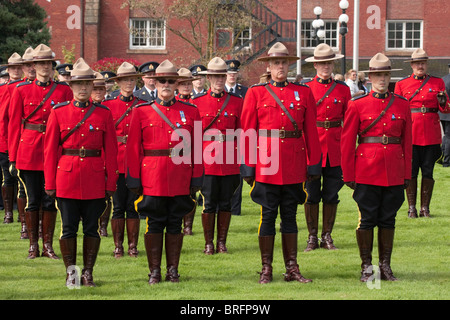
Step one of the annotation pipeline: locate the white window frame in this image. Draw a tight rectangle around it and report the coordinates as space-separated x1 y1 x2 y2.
301 20 339 50
386 20 423 51
233 27 252 49
129 18 166 50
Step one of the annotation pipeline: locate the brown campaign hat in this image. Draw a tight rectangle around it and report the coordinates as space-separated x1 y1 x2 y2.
305 43 344 62
404 48 429 63
32 44 57 62
22 47 35 63
360 53 402 73
66 58 96 81
199 57 229 75
2 53 23 67
257 42 299 62
146 60 188 79
177 67 200 83
93 71 106 87
110 62 140 80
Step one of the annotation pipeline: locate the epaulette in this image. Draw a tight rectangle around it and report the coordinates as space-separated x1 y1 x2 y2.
393 93 408 101
0 83 5 87
335 80 348 86
178 100 197 108
8 79 22 86
192 92 207 99
103 96 116 102
56 81 69 86
351 93 369 101
53 101 70 109
135 101 152 108
301 79 313 84
93 102 110 110
397 76 409 83
292 81 309 88
17 81 32 88
250 82 268 88
228 91 243 99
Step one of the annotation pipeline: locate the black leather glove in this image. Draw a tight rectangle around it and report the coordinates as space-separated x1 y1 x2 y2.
437 92 447 107
345 181 356 190
9 162 17 177
243 176 255 186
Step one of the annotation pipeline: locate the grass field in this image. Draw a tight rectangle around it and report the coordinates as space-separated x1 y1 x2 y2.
0 166 449 304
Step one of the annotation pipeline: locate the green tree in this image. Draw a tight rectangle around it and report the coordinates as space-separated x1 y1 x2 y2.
0 0 51 62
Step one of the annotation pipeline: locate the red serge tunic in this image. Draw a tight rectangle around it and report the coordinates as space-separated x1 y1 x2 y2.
341 92 412 186
394 74 450 146
44 100 119 199
125 98 203 197
240 80 322 185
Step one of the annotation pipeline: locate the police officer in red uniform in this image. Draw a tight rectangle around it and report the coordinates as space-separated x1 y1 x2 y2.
103 62 145 258
240 42 322 284
394 49 450 218
44 58 118 287
302 44 352 251
9 44 73 259
341 53 412 282
193 57 243 255
126 60 203 284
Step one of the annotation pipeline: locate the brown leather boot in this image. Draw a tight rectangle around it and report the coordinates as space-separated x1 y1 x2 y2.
25 210 40 259
144 233 163 285
304 203 319 252
183 206 196 236
99 200 111 237
202 213 215 255
406 178 418 218
216 211 231 253
419 178 434 217
2 186 14 224
356 228 374 282
59 237 78 287
18 197 28 239
282 233 312 283
258 235 274 284
41 211 59 259
126 218 140 257
378 228 397 281
165 233 184 282
320 203 338 250
111 218 125 258
81 236 101 287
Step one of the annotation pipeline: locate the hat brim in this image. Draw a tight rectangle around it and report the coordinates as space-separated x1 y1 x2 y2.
178 76 202 83
109 73 142 81
305 54 344 62
65 76 97 83
32 58 58 62
360 68 403 73
257 56 300 62
198 70 228 75
404 58 429 63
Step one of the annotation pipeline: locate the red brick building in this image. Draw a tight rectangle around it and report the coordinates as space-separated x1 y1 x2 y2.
35 0 450 85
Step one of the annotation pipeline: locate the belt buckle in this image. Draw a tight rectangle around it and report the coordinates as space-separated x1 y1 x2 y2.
324 121 331 129
381 135 389 145
421 106 427 113
169 148 174 158
39 124 46 133
79 146 86 158
279 129 286 139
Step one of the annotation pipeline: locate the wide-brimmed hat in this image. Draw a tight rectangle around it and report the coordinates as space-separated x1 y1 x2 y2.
66 58 96 82
110 62 141 80
404 48 429 63
21 47 35 63
93 72 106 87
305 43 344 62
32 44 57 62
360 53 402 73
257 42 299 62
177 67 201 83
146 60 188 79
199 57 228 75
3 53 23 67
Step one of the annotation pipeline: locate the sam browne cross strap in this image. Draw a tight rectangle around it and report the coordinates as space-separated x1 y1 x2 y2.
22 82 58 132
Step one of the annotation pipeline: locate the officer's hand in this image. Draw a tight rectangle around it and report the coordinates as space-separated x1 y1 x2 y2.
403 179 410 189
45 190 56 199
345 181 356 190
130 186 143 196
9 162 17 177
437 92 447 106
307 174 321 182
243 176 255 186
106 190 115 198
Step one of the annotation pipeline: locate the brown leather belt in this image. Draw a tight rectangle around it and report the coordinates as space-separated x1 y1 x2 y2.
358 136 401 145
411 107 438 113
62 148 102 157
316 120 342 128
259 129 302 138
117 135 127 143
24 123 46 133
144 148 183 157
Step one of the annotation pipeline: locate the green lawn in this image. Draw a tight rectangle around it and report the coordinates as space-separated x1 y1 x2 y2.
0 166 449 302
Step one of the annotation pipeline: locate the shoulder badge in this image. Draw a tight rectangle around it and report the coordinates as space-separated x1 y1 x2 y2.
16 81 32 88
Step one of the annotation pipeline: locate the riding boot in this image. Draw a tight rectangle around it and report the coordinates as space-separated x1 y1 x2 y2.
41 210 59 259
356 228 374 282
18 197 28 239
2 186 14 224
99 200 111 237
216 211 231 253
419 178 434 217
320 203 338 250
282 233 312 283
378 228 397 281
126 218 140 257
304 203 319 252
258 235 274 284
81 236 101 287
406 178 418 218
25 210 40 259
183 206 196 236
202 213 215 255
111 218 125 258
165 233 184 282
144 233 163 285
59 237 78 287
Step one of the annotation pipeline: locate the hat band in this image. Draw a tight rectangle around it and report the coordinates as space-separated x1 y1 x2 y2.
117 72 139 77
207 69 227 73
33 55 53 60
410 57 428 61
369 66 392 71
154 72 180 77
71 75 96 80
267 52 290 58
314 54 336 60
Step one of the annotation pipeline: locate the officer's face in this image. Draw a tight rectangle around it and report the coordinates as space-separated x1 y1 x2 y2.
34 61 53 79
22 63 36 80
314 61 334 79
70 81 94 102
226 72 237 85
58 74 71 82
192 76 206 90
208 74 226 93
142 75 156 89
178 80 193 95
269 59 289 82
117 77 137 95
91 86 107 103
411 61 428 77
369 72 391 93
156 78 177 101
7 65 22 81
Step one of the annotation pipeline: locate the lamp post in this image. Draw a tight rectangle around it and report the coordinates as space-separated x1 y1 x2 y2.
312 6 325 46
339 0 349 75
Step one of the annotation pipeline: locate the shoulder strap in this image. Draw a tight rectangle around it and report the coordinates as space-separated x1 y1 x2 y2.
264 84 300 135
22 82 58 125
60 103 97 145
359 94 395 137
203 93 231 132
316 81 338 106
150 103 185 140
115 98 139 128
408 75 430 101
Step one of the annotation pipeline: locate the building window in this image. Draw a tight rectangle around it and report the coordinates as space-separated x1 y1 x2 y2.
234 27 252 49
129 18 165 50
301 20 338 49
386 21 422 50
